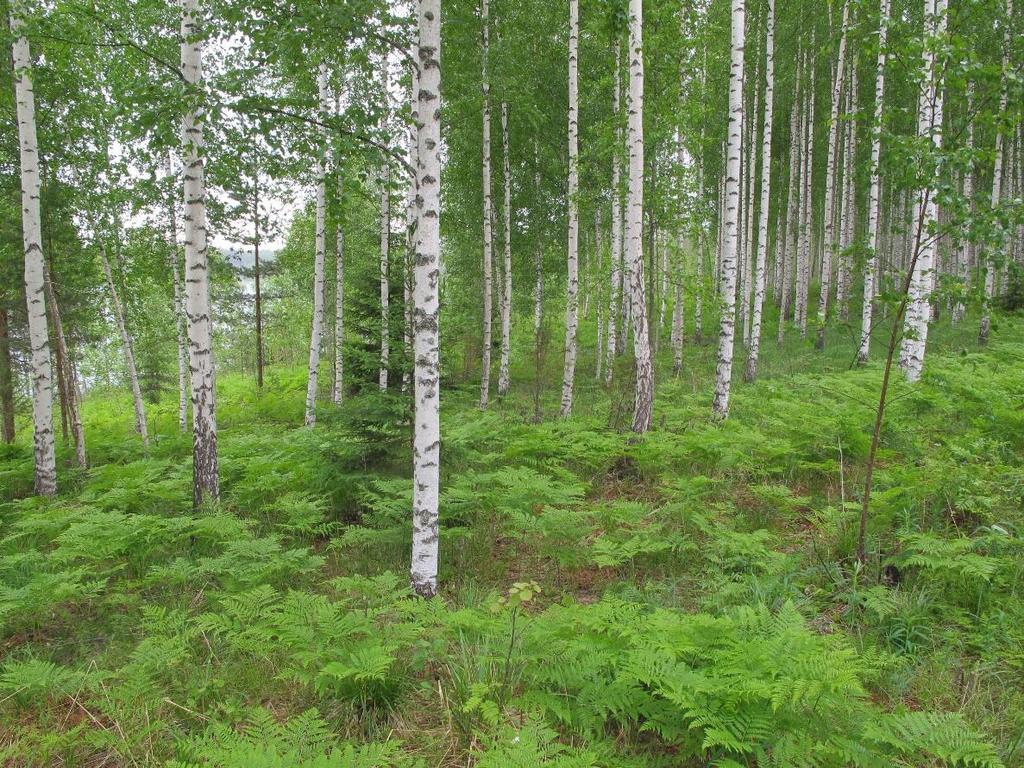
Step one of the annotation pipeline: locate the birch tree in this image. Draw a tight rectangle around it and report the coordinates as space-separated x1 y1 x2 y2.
379 161 391 391
334 171 345 404
559 0 580 417
858 0 889 363
627 0 653 432
181 0 218 507
411 0 442 598
305 63 329 423
480 0 494 408
815 0 850 351
606 46 623 383
497 101 512 396
11 4 58 495
952 82 971 326
99 238 148 447
711 0 745 420
899 0 946 380
744 0 774 383
980 0 1011 346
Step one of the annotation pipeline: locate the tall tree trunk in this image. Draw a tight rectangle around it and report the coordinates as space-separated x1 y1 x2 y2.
610 42 626 364
778 69 801 345
838 61 858 321
744 0 775 382
711 0 745 420
11 10 56 495
627 0 654 432
334 172 345 405
498 101 513 396
533 140 543 341
797 47 816 339
44 266 85 466
559 0 580 417
899 0 946 380
815 0 850 350
403 66 419 395
306 63 329 422
480 0 493 407
99 240 148 448
952 82 972 325
0 308 14 444
980 0 1011 345
859 0 889 362
740 49 759 349
606 48 622 382
181 0 219 507
595 210 605 381
379 160 391 392
411 0 442 598
167 153 189 431
253 172 264 390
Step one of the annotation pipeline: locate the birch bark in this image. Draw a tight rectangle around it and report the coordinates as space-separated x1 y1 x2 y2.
480 0 494 407
559 0 580 417
498 101 512 396
411 0 442 598
711 0 745 419
306 63 329 422
181 0 218 506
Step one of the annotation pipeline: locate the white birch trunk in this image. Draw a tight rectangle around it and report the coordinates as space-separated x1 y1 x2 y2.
334 173 345 404
99 239 148 447
899 0 946 380
43 270 85 467
306 63 329 422
606 49 622 382
379 161 391 392
480 0 493 407
595 210 605 381
181 0 218 506
744 0 774 382
797 53 816 339
411 0 442 598
167 153 189 431
497 101 512 396
952 83 972 325
740 64 759 349
837 61 857 321
533 141 543 339
980 0 1011 345
858 0 889 362
627 0 654 432
778 81 801 345
11 10 56 495
403 66 418 395
711 0 745 419
559 0 580 417
815 0 850 350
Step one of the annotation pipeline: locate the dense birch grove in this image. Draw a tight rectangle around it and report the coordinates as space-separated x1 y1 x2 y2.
1 0 1023 762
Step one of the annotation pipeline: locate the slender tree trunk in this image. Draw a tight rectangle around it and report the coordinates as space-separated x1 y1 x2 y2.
778 74 801 345
533 140 543 341
43 267 84 467
306 63 329 422
744 0 774 382
253 174 264 390
952 83 972 325
594 211 605 381
559 0 580 417
838 62 858 322
627 0 653 432
740 52 759 349
858 0 889 362
181 0 218 507
899 0 946 380
606 48 622 382
166 153 189 431
815 0 850 350
11 10 56 495
378 160 391 392
711 0 745 419
0 308 14 444
334 173 345 405
797 49 816 339
411 0 442 598
980 0 1011 345
480 0 494 407
98 237 148 447
498 101 513 396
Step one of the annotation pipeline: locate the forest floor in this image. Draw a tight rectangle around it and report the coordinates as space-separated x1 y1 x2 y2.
1 313 1023 767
